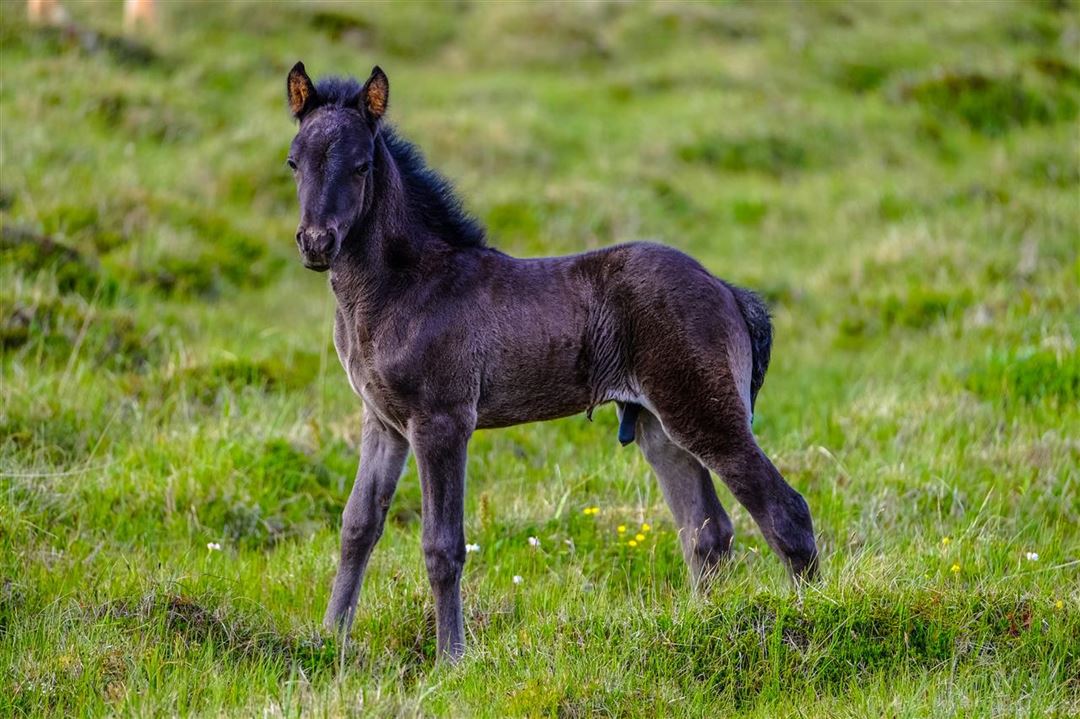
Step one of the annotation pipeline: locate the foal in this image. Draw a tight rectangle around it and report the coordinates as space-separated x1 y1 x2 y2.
285 63 818 661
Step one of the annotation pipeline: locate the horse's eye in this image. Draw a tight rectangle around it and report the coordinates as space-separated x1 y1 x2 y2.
286 159 297 171
355 162 370 176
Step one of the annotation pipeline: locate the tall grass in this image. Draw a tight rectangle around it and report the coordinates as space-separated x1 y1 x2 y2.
2 1 1078 715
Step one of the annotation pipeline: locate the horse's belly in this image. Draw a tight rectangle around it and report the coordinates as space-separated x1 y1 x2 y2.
475 357 593 429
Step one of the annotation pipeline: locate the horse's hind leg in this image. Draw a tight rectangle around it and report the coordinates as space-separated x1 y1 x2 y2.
717 443 817 578
637 384 817 578
679 424 818 579
629 406 734 586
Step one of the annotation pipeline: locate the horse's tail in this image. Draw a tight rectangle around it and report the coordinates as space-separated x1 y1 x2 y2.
727 283 773 413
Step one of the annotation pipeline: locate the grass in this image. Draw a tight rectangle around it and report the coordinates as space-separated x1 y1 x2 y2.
1 0 1078 715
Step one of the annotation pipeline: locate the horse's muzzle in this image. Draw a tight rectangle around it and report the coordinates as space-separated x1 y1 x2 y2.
296 226 339 272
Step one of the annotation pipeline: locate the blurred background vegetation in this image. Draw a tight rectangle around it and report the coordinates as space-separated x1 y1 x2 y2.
1 1 1078 716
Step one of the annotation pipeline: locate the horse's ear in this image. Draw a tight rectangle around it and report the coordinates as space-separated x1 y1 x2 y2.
360 66 389 125
287 61 318 120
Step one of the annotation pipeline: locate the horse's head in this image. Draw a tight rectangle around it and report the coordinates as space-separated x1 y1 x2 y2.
285 62 388 272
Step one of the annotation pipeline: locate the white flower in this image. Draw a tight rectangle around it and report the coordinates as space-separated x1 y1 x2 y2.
527 536 540 548
512 575 523 585
465 543 481 553
1025 552 1039 562
206 542 222 551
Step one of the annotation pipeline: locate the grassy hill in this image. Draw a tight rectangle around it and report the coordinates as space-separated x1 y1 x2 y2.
1 1 1078 715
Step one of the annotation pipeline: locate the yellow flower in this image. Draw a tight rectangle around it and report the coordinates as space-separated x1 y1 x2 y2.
582 506 599 516
941 536 951 546
628 540 638 548
635 533 646 542
617 525 626 534
950 563 961 573
641 523 652 532
1055 599 1064 610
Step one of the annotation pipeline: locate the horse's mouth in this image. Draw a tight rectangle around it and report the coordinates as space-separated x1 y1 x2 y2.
302 259 332 272
299 247 336 272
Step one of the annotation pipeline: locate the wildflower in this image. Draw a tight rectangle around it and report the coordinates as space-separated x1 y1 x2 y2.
512 575 523 585
635 533 646 542
641 523 651 532
941 536 951 547
617 525 627 534
1054 599 1064 610
465 543 480 553
950 563 961 574
582 506 600 516
628 540 638 548
206 542 222 551
528 536 540 548
1025 552 1039 562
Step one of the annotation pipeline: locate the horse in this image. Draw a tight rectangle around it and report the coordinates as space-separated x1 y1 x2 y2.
284 62 818 661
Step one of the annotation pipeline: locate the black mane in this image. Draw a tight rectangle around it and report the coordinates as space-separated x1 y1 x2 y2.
315 76 487 249
382 127 487 248
314 76 365 109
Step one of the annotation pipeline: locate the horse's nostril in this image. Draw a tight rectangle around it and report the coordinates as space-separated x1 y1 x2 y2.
313 230 335 254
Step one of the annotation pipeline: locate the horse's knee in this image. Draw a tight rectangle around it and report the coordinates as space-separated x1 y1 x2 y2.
422 535 465 587
341 513 381 551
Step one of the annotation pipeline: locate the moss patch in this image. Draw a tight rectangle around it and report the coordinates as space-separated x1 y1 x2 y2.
963 348 1080 405
899 69 1078 136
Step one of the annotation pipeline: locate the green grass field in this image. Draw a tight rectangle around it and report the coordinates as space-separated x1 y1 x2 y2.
2 1 1078 715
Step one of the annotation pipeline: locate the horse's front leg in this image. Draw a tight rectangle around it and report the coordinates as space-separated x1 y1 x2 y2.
409 412 472 662
324 414 410 636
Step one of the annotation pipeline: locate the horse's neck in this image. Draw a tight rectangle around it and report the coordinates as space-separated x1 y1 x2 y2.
333 139 397 276
329 229 397 326
330 136 474 325
330 186 422 326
